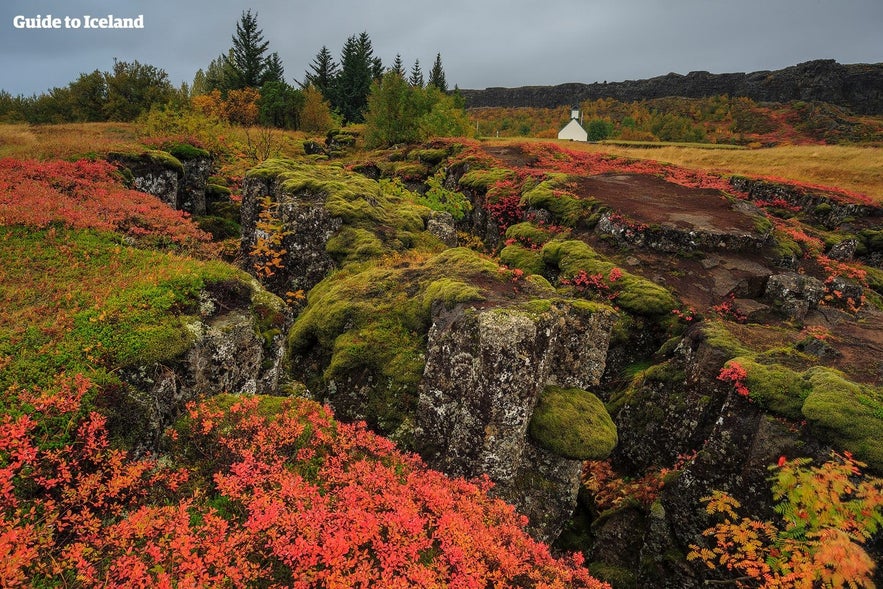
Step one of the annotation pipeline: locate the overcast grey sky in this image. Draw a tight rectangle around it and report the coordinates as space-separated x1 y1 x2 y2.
1 0 881 96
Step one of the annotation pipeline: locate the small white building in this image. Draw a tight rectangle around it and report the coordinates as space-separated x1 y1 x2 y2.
557 106 588 142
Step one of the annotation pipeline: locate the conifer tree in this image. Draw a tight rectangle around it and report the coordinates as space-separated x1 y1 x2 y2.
409 59 424 88
334 32 380 123
304 46 339 98
428 53 447 92
263 52 285 85
226 10 271 89
390 54 405 77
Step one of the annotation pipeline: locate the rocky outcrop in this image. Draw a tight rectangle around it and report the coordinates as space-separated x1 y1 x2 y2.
109 150 183 209
115 278 288 450
730 176 882 229
108 148 216 215
607 326 827 587
241 167 342 297
415 301 617 541
178 154 213 216
596 211 768 254
763 272 825 320
461 60 883 115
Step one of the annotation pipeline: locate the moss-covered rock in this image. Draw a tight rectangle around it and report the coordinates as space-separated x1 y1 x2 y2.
543 239 678 316
166 143 211 161
529 386 618 460
500 244 545 275
520 175 595 226
802 367 883 470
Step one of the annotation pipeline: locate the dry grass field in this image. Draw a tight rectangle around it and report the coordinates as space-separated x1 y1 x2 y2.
564 141 883 203
2 123 881 204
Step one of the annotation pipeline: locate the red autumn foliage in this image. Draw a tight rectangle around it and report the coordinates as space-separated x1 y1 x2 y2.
0 158 210 247
1 375 609 588
519 143 741 195
717 361 750 397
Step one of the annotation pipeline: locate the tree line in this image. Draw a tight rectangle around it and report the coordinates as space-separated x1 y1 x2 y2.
0 9 462 141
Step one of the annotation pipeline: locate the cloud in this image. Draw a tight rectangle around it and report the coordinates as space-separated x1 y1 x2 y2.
1 0 881 96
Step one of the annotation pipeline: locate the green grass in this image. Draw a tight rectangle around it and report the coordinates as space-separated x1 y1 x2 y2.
0 225 248 396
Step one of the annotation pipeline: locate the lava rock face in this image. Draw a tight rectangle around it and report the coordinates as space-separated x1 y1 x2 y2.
460 60 883 115
415 301 616 541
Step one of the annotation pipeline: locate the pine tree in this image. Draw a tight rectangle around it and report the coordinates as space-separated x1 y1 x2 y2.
390 54 405 77
191 69 208 96
263 52 285 85
334 32 379 124
226 9 270 89
428 53 447 92
304 46 339 98
409 59 424 88
204 52 235 93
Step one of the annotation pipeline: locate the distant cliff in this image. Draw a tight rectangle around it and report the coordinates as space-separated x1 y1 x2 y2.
460 60 883 115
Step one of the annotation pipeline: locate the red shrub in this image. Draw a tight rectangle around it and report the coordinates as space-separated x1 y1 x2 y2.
0 158 210 247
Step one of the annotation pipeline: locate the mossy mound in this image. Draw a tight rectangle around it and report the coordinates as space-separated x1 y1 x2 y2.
166 143 211 161
802 367 883 470
505 222 565 247
520 174 596 226
542 240 678 316
288 247 505 437
728 357 810 419
716 355 883 470
247 158 437 260
529 386 618 460
458 168 516 190
500 245 545 275
0 225 284 432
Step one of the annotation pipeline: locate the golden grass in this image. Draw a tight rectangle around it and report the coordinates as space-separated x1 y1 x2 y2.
483 137 883 203
0 122 142 160
569 141 883 203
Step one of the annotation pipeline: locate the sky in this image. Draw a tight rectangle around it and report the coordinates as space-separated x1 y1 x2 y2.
1 0 882 96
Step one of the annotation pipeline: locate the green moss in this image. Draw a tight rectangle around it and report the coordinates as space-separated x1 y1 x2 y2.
425 247 501 278
247 159 432 262
525 274 554 292
206 183 232 200
587 562 638 589
196 216 240 240
408 148 449 165
528 386 618 460
753 214 773 234
166 143 211 161
520 299 553 315
109 150 185 175
0 226 244 398
735 357 810 419
543 239 677 316
505 222 563 247
287 248 499 438
520 175 594 226
802 367 883 470
326 227 384 264
458 168 515 190
499 245 545 275
701 321 752 356
420 278 484 316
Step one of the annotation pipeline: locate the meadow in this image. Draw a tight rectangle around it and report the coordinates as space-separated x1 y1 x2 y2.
486 137 883 204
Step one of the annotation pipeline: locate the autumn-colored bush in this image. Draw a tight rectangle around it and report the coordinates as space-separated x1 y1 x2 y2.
0 158 210 248
1 376 610 588
689 452 883 588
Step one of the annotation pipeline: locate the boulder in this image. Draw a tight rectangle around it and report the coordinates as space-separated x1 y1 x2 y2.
763 272 825 320
415 301 617 541
108 150 183 209
117 278 289 450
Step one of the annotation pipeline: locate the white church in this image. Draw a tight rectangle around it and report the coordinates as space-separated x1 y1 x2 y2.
557 106 588 142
